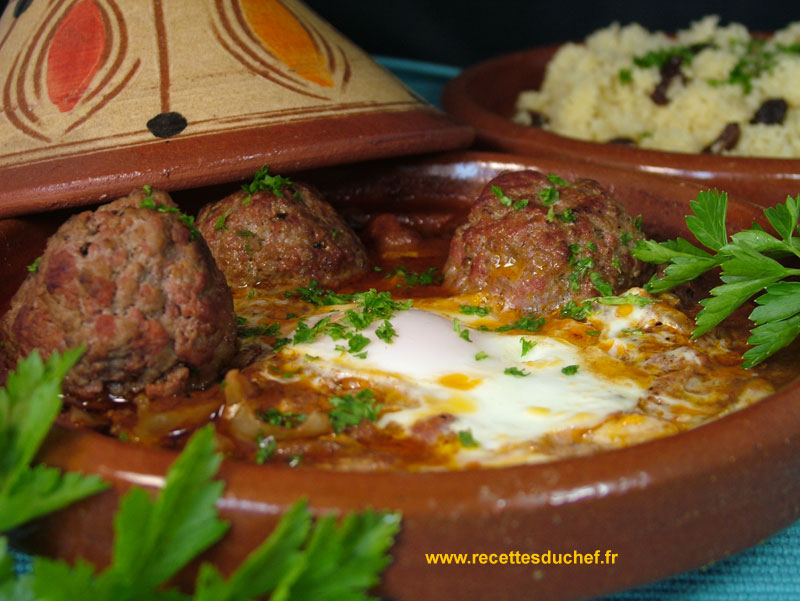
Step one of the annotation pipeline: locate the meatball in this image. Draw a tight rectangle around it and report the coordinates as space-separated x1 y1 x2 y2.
196 179 367 289
0 187 237 400
443 170 647 312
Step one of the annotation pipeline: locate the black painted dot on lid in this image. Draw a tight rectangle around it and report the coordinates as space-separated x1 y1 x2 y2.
147 112 187 138
14 0 34 18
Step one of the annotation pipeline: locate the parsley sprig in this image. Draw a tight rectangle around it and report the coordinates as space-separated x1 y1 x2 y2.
0 354 401 600
633 190 800 367
0 348 107 533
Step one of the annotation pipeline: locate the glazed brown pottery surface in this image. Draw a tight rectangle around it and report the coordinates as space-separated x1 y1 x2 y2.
441 47 800 207
5 151 800 601
0 0 472 219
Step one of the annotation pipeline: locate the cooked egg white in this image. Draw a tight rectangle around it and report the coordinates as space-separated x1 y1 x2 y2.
267 298 671 467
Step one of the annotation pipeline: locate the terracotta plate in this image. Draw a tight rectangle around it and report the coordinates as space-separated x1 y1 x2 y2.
6 151 800 601
441 47 800 207
0 0 472 218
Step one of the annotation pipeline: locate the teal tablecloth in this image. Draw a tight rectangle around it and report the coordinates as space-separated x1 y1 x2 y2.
378 55 800 601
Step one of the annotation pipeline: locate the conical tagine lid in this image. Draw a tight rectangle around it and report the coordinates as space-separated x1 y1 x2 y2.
0 0 472 217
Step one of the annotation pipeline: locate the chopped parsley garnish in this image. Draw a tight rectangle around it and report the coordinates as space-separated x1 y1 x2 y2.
619 68 633 83
589 272 614 296
474 351 489 361
706 38 800 94
560 299 594 321
459 304 491 317
384 265 442 287
633 189 800 367
561 364 580 375
621 232 633 246
293 316 333 345
139 186 201 241
453 319 472 342
586 330 601 336
241 164 297 204
247 287 256 299
539 186 559 206
621 328 644 336
214 209 230 231
492 185 514 207
255 433 277 464
557 208 577 223
633 44 700 70
257 408 307 428
288 285 413 357
520 337 536 357
513 198 530 211
458 429 480 448
494 315 545 332
569 255 595 291
372 320 396 344
328 389 381 433
560 293 656 321
504 366 529 377
236 316 281 338
27 256 41 273
547 173 569 187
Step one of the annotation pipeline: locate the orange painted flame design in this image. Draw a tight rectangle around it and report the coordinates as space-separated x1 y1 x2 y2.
240 0 333 87
46 0 107 112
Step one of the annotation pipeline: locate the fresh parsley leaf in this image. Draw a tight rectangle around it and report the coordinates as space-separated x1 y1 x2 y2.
0 348 108 534
764 193 800 244
743 313 800 369
104 425 228 594
264 503 401 601
686 190 728 251
474 351 489 361
547 174 569 187
561 365 580 375
26 257 41 273
634 191 800 365
504 367 529 377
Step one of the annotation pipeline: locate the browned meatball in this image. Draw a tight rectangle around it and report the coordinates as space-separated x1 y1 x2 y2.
443 170 647 312
196 180 367 289
0 187 237 400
